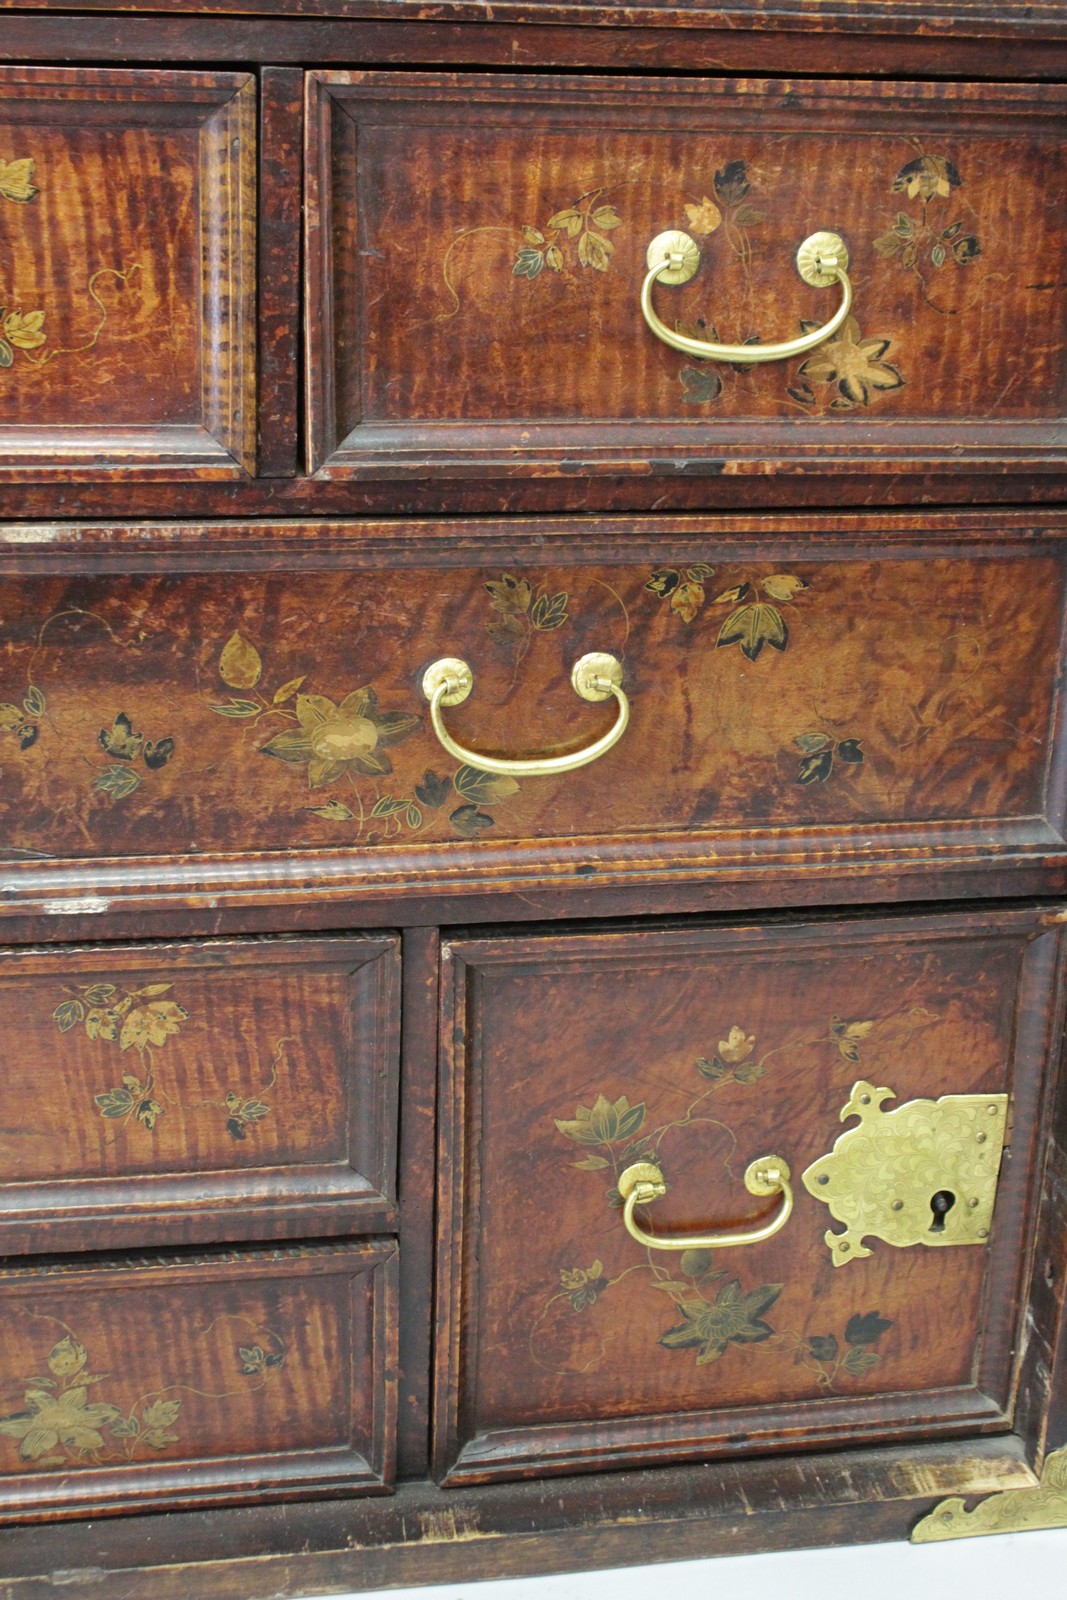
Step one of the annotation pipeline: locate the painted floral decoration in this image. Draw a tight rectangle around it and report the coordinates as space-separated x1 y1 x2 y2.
790 316 905 410
261 688 421 789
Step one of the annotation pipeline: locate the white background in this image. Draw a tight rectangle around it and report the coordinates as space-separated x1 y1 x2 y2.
301 1526 1067 1600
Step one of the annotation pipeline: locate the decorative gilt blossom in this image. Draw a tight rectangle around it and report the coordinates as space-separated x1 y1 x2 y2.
797 316 904 408
0 1384 121 1462
260 688 420 789
892 154 961 201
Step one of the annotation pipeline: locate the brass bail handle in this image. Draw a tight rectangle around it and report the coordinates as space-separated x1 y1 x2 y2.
617 1155 794 1251
420 652 629 778
640 228 853 364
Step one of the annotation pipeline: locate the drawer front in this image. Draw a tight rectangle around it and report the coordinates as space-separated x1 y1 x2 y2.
0 936 400 1251
1 517 1064 902
307 72 1067 481
435 908 1064 1482
0 68 255 477
0 1240 397 1521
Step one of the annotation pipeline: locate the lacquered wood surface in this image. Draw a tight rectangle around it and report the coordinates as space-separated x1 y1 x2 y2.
0 935 400 1252
0 1240 398 1521
308 73 1067 479
436 908 1063 1482
0 68 255 477
0 520 1062 872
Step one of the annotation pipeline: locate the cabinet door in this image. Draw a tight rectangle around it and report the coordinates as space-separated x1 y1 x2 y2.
435 908 1065 1483
0 68 255 477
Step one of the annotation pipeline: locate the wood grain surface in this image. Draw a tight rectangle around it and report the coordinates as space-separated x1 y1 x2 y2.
0 1240 398 1522
0 934 400 1253
0 68 255 476
308 73 1067 479
436 908 1064 1482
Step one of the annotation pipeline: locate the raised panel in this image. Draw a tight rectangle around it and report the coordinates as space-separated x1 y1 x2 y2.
435 908 1065 1482
0 67 255 477
306 72 1067 482
0 1240 397 1521
0 935 400 1251
0 516 1064 911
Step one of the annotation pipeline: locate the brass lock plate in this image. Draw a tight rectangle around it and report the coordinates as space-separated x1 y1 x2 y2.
802 1080 1008 1267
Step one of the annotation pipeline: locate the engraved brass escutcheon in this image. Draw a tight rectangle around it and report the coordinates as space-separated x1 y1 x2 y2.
801 1080 1008 1267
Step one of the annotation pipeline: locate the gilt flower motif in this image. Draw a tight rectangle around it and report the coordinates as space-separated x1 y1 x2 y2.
798 317 904 408
260 688 421 789
0 1385 121 1462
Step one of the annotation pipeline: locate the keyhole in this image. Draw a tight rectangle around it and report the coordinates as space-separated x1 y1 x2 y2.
929 1190 956 1233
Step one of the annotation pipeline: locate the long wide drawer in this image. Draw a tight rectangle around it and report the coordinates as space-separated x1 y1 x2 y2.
434 906 1065 1483
306 72 1067 482
0 1240 397 1521
0 935 400 1251
0 513 1065 917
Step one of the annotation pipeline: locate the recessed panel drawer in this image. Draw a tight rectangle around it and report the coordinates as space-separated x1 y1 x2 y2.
0 935 400 1251
0 515 1065 913
434 908 1064 1483
0 67 255 478
0 1240 397 1521
306 72 1067 484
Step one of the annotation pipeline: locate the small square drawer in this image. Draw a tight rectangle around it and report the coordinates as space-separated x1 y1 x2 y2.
0 68 255 478
435 907 1063 1483
0 935 399 1252
0 1240 397 1522
306 71 1067 486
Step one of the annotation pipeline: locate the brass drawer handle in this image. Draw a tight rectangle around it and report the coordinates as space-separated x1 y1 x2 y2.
617 1156 794 1251
421 652 628 777
640 228 853 365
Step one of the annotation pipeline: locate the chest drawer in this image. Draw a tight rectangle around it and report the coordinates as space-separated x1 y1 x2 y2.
434 906 1064 1484
306 71 1067 486
0 935 399 1252
0 68 255 479
0 1240 397 1522
1 514 1065 916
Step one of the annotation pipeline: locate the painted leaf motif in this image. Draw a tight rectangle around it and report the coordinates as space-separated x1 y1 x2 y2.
414 770 451 810
679 366 723 405
797 751 833 784
554 1094 644 1146
572 1154 610 1171
0 158 38 203
646 568 680 597
837 738 865 764
0 702 22 731
305 800 354 821
845 1310 892 1347
119 1000 188 1052
449 804 494 837
143 737 174 771
547 207 583 238
47 1337 87 1378
485 575 532 616
99 712 142 762
795 733 831 754
453 765 520 805
545 245 564 273
219 631 262 689
530 591 568 631
513 248 544 280
733 203 766 228
22 684 45 718
95 1087 134 1118
94 765 141 799
697 1055 727 1080
591 206 622 231
53 1000 84 1033
808 1334 839 1362
842 1345 881 1376
716 603 788 661
273 675 306 705
684 196 722 236
670 581 704 622
522 226 545 246
761 574 808 602
212 699 261 717
260 729 313 765
578 230 614 271
711 584 750 606
3 310 45 349
371 796 409 818
713 160 750 205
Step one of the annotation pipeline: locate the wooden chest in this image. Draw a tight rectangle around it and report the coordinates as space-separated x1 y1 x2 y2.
1 4 1067 1595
